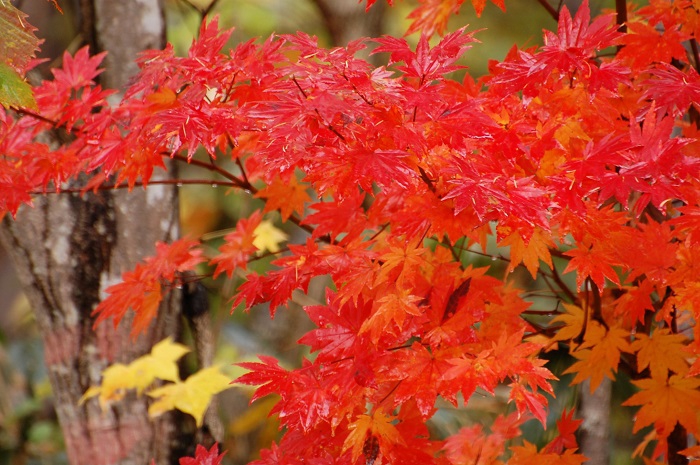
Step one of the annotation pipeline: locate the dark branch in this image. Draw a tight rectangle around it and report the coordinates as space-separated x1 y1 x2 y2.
536 0 559 21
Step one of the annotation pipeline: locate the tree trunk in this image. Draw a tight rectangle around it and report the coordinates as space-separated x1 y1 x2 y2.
312 0 385 48
0 1 187 464
578 378 612 465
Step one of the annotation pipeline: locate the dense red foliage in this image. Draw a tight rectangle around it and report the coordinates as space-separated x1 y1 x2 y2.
4 0 700 463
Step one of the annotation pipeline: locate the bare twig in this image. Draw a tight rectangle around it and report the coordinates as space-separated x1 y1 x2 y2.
536 0 559 21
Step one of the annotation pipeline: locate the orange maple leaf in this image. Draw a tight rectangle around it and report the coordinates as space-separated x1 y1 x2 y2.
406 0 506 37
680 445 700 464
92 238 202 338
209 211 262 278
92 265 162 338
498 226 554 279
631 329 689 380
550 303 585 343
508 441 587 465
544 409 583 454
623 375 700 438
342 411 403 463
563 244 621 291
375 237 429 288
360 286 423 342
565 322 633 391
443 413 524 465
255 175 311 222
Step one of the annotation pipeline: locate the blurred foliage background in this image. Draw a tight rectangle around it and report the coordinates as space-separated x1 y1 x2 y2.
1 0 642 464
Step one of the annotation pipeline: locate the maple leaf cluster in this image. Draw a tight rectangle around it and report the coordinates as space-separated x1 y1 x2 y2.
5 0 700 463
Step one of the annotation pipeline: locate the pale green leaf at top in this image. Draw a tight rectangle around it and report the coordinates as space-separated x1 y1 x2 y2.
0 1 41 73
0 62 36 109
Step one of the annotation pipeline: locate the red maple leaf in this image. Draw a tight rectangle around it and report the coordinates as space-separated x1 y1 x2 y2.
544 409 583 454
645 63 700 117
209 211 262 278
179 444 226 465
92 238 203 338
616 22 689 69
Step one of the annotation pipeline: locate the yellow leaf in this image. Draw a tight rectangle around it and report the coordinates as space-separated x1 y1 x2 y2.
79 386 105 405
80 337 189 408
80 363 132 408
148 365 232 426
129 337 190 392
229 396 279 435
152 336 191 362
253 220 288 253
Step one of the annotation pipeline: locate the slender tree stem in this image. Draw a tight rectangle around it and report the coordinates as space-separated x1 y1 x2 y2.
31 178 238 195
535 0 559 21
615 0 627 33
691 39 700 74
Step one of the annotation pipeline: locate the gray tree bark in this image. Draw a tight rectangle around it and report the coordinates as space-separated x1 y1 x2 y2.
0 1 188 464
578 378 612 465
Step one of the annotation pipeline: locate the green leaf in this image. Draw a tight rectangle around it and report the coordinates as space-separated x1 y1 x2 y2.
0 62 36 109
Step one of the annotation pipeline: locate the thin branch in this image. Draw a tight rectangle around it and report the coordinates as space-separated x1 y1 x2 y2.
235 156 252 188
169 153 256 192
30 178 239 196
589 279 608 330
615 0 627 33
13 107 62 127
536 0 559 21
177 0 201 13
179 0 220 18
200 0 221 18
521 308 562 316
691 38 700 74
549 260 578 304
